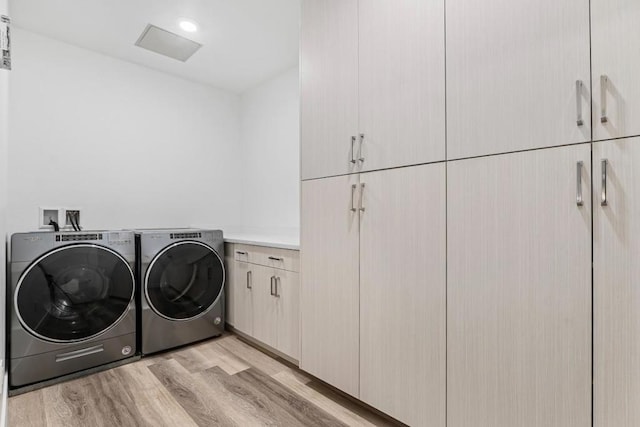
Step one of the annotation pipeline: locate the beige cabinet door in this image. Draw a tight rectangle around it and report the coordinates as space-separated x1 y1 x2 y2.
594 138 640 427
251 265 278 350
447 145 592 427
358 0 445 171
359 164 446 426
300 174 360 397
232 261 254 336
446 0 591 159
275 270 300 361
300 0 359 180
592 0 640 141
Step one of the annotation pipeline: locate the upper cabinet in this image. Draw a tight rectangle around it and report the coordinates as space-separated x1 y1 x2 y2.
300 0 359 181
446 0 591 159
592 0 640 141
358 0 445 172
300 0 446 180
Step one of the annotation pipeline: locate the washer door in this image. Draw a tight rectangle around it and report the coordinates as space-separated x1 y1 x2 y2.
15 244 135 343
145 241 224 321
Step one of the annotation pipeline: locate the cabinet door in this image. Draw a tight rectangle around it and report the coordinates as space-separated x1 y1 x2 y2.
448 145 592 427
592 1 640 141
300 0 359 180
251 265 278 349
358 0 445 170
275 270 300 361
446 0 591 159
359 164 446 426
232 261 254 336
300 174 360 397
594 138 640 427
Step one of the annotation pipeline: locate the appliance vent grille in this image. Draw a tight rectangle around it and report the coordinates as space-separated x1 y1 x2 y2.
56 233 102 242
170 232 201 239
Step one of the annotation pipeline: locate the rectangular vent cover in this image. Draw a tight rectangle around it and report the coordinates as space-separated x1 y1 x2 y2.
170 232 201 239
135 24 202 62
56 233 102 242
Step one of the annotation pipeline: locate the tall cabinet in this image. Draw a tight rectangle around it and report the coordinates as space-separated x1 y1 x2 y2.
594 138 640 427
447 145 592 427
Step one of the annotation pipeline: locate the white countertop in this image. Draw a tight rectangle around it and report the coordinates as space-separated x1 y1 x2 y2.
193 225 300 250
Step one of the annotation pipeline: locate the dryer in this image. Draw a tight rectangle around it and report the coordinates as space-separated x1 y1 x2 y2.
136 229 225 355
9 231 137 388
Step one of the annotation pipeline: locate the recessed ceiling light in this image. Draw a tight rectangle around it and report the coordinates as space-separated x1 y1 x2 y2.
179 19 198 33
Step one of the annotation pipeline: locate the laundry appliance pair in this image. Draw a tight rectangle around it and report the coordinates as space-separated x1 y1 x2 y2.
8 228 225 389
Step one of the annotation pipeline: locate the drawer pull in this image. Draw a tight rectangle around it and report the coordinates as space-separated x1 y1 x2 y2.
236 251 247 255
268 256 284 262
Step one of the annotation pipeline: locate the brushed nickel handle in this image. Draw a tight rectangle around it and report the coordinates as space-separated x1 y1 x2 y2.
358 134 365 162
576 161 584 206
601 159 608 206
268 256 284 261
246 271 252 289
350 136 356 164
270 276 276 296
601 75 609 124
576 80 584 127
275 277 281 298
359 183 366 212
236 251 247 255
350 184 357 212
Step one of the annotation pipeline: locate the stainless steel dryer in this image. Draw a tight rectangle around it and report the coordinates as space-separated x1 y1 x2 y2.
9 231 137 388
136 229 225 355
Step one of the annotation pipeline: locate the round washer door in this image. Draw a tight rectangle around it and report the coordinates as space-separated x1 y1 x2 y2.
145 241 224 321
15 244 135 343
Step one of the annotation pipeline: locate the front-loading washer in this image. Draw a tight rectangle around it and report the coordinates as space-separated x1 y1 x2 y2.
9 231 137 388
135 229 225 355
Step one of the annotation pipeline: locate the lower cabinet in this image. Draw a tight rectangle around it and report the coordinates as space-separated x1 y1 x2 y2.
225 243 300 361
447 145 592 427
301 163 446 425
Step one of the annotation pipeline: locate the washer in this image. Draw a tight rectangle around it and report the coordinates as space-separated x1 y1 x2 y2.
136 229 225 355
9 231 137 388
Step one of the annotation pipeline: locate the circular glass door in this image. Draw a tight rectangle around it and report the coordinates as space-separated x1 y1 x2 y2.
15 244 135 343
145 241 224 321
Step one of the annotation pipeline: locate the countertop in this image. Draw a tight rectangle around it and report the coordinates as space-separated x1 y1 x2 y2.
193 225 300 250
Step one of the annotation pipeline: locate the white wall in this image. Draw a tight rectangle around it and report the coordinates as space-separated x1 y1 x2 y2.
8 28 243 233
240 67 299 230
0 0 8 422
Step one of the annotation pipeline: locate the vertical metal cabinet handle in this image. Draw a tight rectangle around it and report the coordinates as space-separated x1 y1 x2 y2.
601 159 608 206
358 134 365 162
246 271 252 289
359 183 366 212
350 136 356 164
270 276 277 296
601 75 609 124
576 80 584 127
275 277 281 298
576 161 584 206
350 184 357 212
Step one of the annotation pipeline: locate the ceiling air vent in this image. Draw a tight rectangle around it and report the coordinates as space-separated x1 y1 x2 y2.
135 24 201 62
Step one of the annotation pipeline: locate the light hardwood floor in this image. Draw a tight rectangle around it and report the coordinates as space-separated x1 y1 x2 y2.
9 334 397 427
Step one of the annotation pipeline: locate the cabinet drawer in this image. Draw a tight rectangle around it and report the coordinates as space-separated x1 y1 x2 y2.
233 244 299 272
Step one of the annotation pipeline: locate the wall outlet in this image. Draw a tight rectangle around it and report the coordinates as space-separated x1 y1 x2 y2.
39 207 64 230
64 208 82 230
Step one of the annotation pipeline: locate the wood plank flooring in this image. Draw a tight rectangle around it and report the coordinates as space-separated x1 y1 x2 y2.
9 335 398 427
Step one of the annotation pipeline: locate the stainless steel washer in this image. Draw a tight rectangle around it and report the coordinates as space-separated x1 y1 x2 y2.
9 231 137 388
135 229 225 355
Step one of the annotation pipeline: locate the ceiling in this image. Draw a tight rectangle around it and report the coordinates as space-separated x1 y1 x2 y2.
9 0 300 93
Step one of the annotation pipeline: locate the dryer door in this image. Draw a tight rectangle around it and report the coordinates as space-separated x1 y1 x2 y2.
15 244 135 343
145 241 225 321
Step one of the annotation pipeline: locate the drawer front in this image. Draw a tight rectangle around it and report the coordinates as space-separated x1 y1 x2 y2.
233 244 299 272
